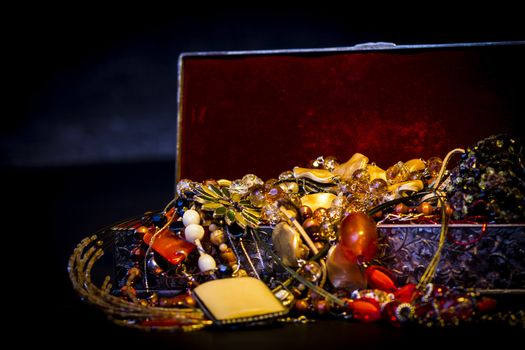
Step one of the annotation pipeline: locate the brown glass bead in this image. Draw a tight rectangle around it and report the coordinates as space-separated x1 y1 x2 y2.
417 202 434 215
371 210 383 219
313 207 328 221
394 203 409 214
315 299 330 315
294 299 310 313
445 203 454 217
221 250 237 263
299 205 313 220
302 217 320 235
210 229 226 246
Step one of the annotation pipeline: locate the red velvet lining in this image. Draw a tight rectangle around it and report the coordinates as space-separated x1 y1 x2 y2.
180 45 524 181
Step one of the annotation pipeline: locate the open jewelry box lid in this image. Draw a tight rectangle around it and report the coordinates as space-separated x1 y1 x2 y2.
176 41 524 184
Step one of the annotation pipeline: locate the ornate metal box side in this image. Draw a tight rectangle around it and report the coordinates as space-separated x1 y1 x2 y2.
378 224 525 291
113 226 287 293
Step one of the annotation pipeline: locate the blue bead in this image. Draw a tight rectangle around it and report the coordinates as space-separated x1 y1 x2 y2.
228 223 245 238
151 214 166 226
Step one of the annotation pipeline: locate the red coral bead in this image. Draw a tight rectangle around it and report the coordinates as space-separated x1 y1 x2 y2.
394 283 418 303
365 265 397 292
477 297 497 313
382 301 401 327
348 298 382 322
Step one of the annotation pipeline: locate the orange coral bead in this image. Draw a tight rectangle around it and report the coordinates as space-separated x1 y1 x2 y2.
136 225 153 237
143 227 195 265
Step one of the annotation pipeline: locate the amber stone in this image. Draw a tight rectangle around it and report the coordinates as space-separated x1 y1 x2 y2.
326 244 367 290
340 212 378 263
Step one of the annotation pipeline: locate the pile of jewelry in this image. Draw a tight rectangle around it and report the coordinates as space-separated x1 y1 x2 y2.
69 134 525 331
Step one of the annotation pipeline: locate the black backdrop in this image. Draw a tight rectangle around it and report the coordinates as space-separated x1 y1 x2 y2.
4 5 525 347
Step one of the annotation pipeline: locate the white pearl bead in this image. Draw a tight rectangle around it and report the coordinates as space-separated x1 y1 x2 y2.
219 243 228 252
198 254 216 272
184 224 204 243
209 223 218 232
182 209 200 226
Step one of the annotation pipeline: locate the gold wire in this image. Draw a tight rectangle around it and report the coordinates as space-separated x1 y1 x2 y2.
417 194 449 289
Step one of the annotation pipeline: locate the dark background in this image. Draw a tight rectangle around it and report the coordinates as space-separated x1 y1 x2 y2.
4 6 524 346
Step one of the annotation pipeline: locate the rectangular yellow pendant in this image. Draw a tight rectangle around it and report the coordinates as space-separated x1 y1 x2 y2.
192 277 288 325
